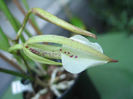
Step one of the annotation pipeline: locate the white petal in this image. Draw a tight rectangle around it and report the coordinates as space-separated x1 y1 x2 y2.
70 35 103 53
61 53 107 74
61 46 107 74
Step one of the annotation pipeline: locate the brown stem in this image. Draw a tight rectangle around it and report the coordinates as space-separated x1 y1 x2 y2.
0 53 25 73
13 0 42 35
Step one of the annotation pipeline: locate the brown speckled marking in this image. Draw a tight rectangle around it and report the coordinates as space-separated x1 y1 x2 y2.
25 46 29 48
60 49 62 51
67 52 70 54
70 55 73 58
75 56 78 58
29 48 40 55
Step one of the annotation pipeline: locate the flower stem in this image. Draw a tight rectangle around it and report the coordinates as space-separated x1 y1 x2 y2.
16 9 32 42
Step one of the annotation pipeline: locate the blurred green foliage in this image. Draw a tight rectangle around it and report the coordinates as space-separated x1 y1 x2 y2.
89 0 133 34
87 33 133 99
1 78 22 99
70 16 86 29
0 27 10 51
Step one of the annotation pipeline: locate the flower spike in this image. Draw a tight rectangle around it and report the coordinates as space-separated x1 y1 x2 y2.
9 35 117 74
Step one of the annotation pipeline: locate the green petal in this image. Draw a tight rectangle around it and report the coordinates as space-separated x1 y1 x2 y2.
28 43 61 52
32 8 96 38
70 35 103 53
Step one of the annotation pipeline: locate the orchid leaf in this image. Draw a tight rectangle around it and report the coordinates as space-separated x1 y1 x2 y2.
0 0 18 32
87 33 133 99
0 0 27 42
0 27 10 51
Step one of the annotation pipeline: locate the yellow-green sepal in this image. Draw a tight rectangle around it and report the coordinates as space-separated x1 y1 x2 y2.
23 45 62 65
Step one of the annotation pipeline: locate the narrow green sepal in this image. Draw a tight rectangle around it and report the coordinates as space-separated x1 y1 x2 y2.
8 44 23 52
23 46 62 65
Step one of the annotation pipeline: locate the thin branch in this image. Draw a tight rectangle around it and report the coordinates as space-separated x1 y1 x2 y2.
13 0 42 35
0 52 25 73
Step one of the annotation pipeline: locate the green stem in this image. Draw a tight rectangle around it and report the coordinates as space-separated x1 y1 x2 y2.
16 10 32 41
15 19 32 37
0 67 33 81
22 0 41 31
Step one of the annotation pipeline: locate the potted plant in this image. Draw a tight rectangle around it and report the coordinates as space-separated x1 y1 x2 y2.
0 0 117 98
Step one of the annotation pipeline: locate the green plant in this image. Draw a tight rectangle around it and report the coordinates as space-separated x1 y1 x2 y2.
0 1 117 98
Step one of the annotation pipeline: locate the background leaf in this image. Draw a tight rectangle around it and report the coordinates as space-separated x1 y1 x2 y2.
70 16 86 29
0 27 10 51
87 33 133 99
0 0 19 32
0 0 32 42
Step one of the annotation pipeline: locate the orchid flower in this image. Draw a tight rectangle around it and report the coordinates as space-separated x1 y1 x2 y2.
9 35 117 74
